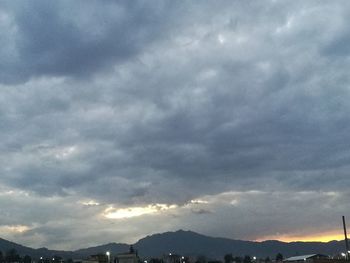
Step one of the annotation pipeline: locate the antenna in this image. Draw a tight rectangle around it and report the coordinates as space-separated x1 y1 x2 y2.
343 216 349 260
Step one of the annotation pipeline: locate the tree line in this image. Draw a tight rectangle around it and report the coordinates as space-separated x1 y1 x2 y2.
223 253 284 263
0 249 31 263
0 249 74 263
148 252 284 263
0 248 285 263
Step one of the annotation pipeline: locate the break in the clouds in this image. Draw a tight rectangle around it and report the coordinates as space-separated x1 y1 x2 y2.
1 0 350 249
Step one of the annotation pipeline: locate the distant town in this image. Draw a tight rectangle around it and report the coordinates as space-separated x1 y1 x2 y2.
1 245 350 263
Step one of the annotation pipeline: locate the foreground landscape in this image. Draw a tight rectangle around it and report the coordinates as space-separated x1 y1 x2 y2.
0 230 346 260
2 2 350 263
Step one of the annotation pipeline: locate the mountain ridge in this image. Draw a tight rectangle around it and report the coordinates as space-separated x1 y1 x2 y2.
0 230 345 259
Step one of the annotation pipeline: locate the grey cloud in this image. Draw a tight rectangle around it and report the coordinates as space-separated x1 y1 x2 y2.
175 190 348 241
0 0 175 84
190 208 212 215
1 0 350 249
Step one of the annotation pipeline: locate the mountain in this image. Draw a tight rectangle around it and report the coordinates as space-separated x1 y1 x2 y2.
74 243 129 258
0 238 129 260
0 237 39 257
133 230 344 258
0 237 76 259
0 230 346 260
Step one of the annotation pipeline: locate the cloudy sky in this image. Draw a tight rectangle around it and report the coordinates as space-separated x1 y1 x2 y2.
1 0 350 250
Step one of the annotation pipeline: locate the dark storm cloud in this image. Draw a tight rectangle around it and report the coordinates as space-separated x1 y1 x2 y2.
0 0 176 84
1 0 350 249
1 1 349 195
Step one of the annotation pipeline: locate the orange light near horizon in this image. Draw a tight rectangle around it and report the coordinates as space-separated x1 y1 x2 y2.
256 231 345 243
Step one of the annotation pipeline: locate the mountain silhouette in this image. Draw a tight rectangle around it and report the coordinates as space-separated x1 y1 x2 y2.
0 230 345 259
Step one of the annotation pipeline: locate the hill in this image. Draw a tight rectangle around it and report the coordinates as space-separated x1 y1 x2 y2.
134 230 344 258
0 230 345 260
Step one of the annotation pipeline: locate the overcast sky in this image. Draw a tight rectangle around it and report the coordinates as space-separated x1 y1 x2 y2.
1 0 350 250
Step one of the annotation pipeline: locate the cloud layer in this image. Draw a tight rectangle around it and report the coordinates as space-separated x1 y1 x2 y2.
1 0 350 249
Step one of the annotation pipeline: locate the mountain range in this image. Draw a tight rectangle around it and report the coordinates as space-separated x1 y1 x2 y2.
0 230 346 260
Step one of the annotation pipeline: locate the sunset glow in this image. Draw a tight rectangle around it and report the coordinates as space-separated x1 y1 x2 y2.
104 204 178 219
0 225 31 234
257 231 345 243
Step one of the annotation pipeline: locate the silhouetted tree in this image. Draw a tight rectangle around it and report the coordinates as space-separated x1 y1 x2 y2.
243 256 251 263
224 254 234 263
5 249 20 263
275 254 283 262
23 255 31 263
66 258 73 263
196 255 207 263
264 257 271 263
0 251 4 263
149 258 163 263
233 257 242 263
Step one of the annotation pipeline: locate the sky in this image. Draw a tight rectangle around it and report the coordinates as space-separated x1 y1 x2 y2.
1 0 350 250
